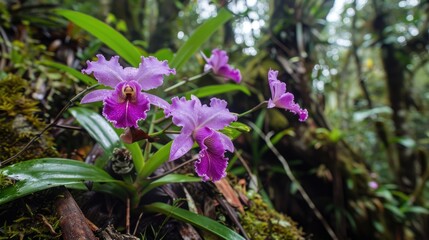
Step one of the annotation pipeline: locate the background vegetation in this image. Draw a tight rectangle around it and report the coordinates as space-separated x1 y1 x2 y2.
0 0 428 239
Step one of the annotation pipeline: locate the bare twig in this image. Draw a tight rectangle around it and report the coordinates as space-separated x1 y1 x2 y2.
126 198 131 234
132 212 144 236
234 150 259 191
146 157 198 180
247 121 339 240
164 70 211 92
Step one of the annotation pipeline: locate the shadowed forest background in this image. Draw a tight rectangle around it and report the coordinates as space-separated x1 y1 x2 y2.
0 0 428 239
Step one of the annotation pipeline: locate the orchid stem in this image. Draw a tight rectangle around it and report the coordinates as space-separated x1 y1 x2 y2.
143 113 157 162
149 122 173 137
164 71 211 92
237 101 268 118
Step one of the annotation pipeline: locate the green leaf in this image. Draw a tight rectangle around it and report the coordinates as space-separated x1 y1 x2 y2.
220 122 251 140
40 60 97 85
55 9 142 66
154 48 174 62
170 8 233 70
0 158 133 205
184 84 250 99
404 206 429 215
143 202 245 240
125 141 145 174
139 142 172 179
69 107 123 152
140 174 201 196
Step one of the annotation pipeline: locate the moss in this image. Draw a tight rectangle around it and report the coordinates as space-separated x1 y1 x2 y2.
240 192 304 240
0 74 58 164
0 191 62 240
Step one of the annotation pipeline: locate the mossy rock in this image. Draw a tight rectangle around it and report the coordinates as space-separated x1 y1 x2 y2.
241 193 304 240
0 74 58 164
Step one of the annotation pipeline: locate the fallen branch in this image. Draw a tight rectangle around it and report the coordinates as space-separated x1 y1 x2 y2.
55 186 97 240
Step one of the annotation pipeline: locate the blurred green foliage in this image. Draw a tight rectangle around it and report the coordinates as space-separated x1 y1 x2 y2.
0 0 428 239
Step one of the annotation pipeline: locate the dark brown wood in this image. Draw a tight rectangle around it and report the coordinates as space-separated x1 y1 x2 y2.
55 186 97 240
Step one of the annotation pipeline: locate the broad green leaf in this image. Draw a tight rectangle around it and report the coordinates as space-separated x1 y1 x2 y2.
139 142 172 179
170 8 233 70
70 107 123 168
184 84 250 99
143 202 245 240
40 60 97 85
140 174 201 196
154 48 174 62
220 122 251 140
55 9 141 66
125 141 145 174
0 158 133 205
69 107 122 151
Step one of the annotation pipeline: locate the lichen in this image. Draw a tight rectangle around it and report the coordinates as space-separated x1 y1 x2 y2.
240 192 304 240
0 74 58 164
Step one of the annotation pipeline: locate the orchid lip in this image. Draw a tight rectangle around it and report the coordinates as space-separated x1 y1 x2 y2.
122 84 137 102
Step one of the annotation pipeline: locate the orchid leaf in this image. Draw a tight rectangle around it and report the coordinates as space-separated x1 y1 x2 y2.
170 8 233 70
69 107 123 168
221 122 251 140
40 60 97 85
139 141 172 179
143 202 245 240
140 174 201 196
55 9 142 66
0 158 133 205
184 84 250 99
125 141 145 174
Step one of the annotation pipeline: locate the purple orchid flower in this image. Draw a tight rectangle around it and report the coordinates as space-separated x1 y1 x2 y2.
267 69 308 122
203 48 242 83
80 54 175 128
167 96 237 181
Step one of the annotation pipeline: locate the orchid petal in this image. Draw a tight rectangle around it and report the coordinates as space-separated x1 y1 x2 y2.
218 132 234 152
204 49 241 83
80 89 113 104
275 92 295 109
102 82 150 128
134 56 176 91
169 133 194 161
268 70 286 101
82 54 124 88
198 97 237 130
168 96 199 134
267 99 276 109
194 127 229 181
298 109 309 122
267 69 308 121
141 92 170 110
205 49 229 72
216 65 242 83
